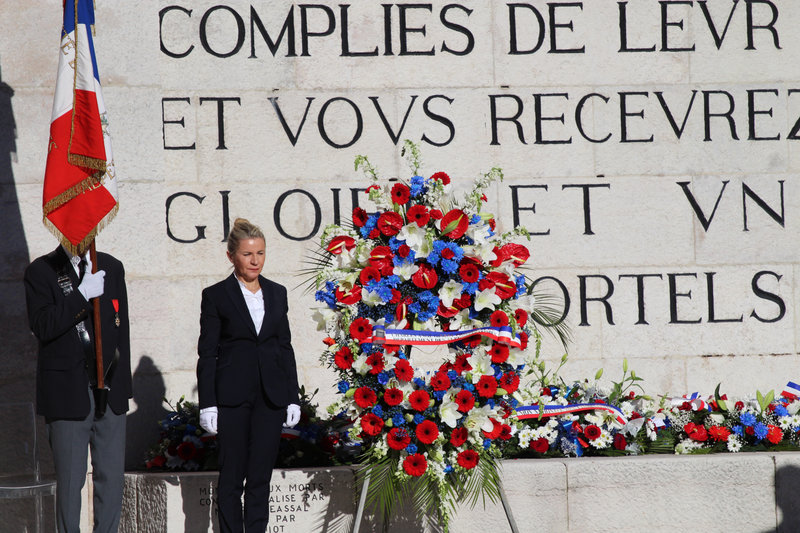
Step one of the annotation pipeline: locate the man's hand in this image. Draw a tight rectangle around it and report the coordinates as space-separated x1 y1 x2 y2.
284 404 301 428
77 255 105 300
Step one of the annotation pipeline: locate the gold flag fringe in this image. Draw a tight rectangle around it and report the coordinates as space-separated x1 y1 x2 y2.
42 168 106 216
43 202 118 256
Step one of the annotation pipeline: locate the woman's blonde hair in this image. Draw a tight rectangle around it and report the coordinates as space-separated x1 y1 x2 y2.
226 218 265 255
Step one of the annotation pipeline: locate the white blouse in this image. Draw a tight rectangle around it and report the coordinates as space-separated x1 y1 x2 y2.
236 277 264 335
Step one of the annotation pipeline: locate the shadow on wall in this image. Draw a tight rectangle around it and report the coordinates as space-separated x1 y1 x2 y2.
126 355 170 470
0 63 43 459
775 464 800 533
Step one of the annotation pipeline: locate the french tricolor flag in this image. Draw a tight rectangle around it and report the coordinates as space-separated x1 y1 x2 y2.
43 0 117 253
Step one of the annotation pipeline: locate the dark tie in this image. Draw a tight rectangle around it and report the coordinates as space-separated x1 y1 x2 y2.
78 258 87 282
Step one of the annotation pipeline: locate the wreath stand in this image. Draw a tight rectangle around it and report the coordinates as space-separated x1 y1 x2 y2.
351 474 520 533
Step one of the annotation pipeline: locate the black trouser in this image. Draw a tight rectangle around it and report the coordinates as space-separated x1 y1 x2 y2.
217 386 285 533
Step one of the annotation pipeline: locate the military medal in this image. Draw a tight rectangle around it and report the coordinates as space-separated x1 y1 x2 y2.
112 299 120 327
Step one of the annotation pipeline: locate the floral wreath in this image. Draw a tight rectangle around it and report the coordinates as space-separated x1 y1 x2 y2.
309 142 567 527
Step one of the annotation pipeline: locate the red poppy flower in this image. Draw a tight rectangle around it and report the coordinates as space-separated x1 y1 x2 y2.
366 353 384 375
482 418 502 439
514 309 528 327
360 413 384 436
334 346 354 370
387 428 411 450
415 420 439 444
499 372 520 394
352 207 368 227
518 331 529 350
499 424 513 441
409 390 431 412
613 433 627 450
584 424 602 441
326 235 356 255
377 211 404 236
476 375 498 398
177 441 198 461
406 204 430 227
369 246 395 275
440 209 469 240
684 422 708 442
767 425 783 444
336 284 362 305
708 425 731 442
349 317 372 342
394 359 414 382
431 371 451 392
146 455 167 469
430 209 443 220
458 262 480 283
354 387 378 409
457 449 479 469
489 343 509 364
453 354 472 375
450 426 468 447
411 263 438 289
490 310 509 328
403 453 427 476
454 390 475 413
487 272 515 300
383 387 404 406
530 438 549 453
430 171 451 185
391 183 411 205
359 266 382 285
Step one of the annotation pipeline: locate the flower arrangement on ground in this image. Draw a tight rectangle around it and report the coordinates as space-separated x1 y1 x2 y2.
308 142 567 528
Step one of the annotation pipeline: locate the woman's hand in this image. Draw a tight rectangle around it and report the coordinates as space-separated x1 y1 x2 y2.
283 404 301 428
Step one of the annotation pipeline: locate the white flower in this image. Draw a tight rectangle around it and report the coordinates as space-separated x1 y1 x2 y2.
469 350 493 382
466 223 492 245
439 392 461 428
438 280 464 308
393 261 419 281
474 287 501 312
727 435 742 452
464 404 495 436
361 289 384 307
352 353 371 375
397 223 428 250
312 307 340 336
449 309 475 331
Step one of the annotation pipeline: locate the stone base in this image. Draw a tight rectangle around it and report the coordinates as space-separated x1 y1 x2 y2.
118 453 800 532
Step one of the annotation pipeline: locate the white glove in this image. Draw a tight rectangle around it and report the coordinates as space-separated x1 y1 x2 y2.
284 403 301 428
77 255 105 300
199 406 218 435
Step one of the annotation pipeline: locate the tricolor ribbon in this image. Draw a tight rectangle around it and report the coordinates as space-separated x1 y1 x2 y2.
515 403 628 426
669 392 710 412
368 324 522 348
781 381 800 401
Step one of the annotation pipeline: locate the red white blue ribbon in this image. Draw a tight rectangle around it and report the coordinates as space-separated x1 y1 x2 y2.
781 382 800 400
515 403 628 426
369 324 522 348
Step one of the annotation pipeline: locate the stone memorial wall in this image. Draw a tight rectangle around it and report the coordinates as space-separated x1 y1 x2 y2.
0 0 797 469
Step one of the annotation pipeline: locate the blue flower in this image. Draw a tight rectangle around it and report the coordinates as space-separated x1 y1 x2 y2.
338 381 349 393
414 414 425 424
462 281 479 295
463 382 475 392
447 370 458 381
483 439 492 449
392 412 406 427
470 214 481 224
774 404 789 417
372 405 384 417
377 372 390 386
407 443 418 454
414 378 426 388
740 412 757 426
754 422 768 440
433 390 446 401
444 465 453 473
732 424 744 437
409 175 426 198
515 275 526 297
360 214 379 238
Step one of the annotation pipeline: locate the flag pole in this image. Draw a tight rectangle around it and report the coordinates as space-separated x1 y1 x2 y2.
89 240 105 390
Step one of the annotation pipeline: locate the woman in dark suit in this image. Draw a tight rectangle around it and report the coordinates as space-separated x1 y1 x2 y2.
197 218 301 533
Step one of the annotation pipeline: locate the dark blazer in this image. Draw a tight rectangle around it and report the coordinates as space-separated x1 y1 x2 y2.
24 247 132 419
197 274 299 409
